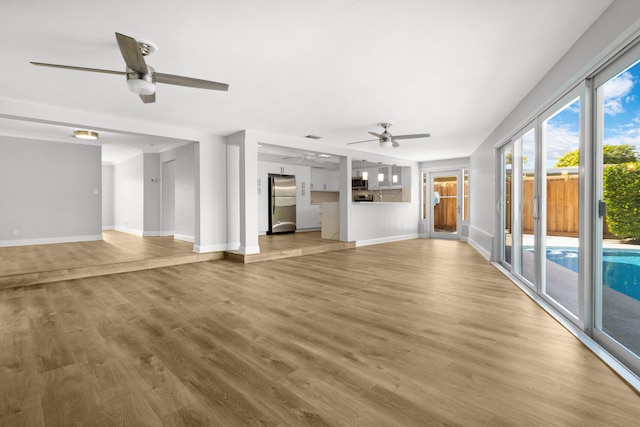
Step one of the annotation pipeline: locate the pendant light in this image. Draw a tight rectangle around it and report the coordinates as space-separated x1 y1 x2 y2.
362 160 369 180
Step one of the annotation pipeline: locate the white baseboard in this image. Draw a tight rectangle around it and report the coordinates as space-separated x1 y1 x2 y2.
102 226 115 231
0 234 103 247
355 233 419 247
174 234 194 243
227 242 241 251
193 243 228 253
114 226 143 236
160 230 174 237
237 245 261 254
467 237 491 261
143 231 163 237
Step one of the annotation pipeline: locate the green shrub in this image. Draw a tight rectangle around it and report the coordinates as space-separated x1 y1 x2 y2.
603 163 640 240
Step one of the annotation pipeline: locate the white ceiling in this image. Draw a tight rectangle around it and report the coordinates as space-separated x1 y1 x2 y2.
1 0 614 164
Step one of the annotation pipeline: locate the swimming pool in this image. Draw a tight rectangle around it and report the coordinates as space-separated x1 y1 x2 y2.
533 247 640 301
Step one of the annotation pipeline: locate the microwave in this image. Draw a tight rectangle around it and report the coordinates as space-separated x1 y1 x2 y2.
352 177 368 190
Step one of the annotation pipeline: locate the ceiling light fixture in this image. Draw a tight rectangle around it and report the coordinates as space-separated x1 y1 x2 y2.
73 129 99 140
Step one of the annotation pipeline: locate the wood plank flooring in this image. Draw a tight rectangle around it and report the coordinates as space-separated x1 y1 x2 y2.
0 232 223 290
1 239 640 425
226 232 355 263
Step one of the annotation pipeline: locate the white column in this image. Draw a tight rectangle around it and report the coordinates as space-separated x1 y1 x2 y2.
194 135 228 253
339 155 352 242
226 144 240 250
229 130 260 254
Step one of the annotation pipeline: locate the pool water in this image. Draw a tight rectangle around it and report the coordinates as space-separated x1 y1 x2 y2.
542 247 640 301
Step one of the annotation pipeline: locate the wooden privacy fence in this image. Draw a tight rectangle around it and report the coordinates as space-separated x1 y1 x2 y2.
432 180 467 232
499 174 613 237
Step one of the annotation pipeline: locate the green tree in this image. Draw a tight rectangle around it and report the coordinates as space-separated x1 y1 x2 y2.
554 144 638 167
603 163 640 240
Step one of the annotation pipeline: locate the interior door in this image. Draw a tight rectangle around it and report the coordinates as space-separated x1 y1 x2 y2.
430 170 460 239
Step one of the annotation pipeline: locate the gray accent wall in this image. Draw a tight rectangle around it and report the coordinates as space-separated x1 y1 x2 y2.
0 136 102 245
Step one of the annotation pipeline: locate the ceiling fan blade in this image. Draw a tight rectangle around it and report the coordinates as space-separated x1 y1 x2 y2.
155 72 229 91
346 139 378 145
392 139 400 148
115 32 148 73
368 132 382 138
393 133 431 140
30 62 125 75
139 93 156 104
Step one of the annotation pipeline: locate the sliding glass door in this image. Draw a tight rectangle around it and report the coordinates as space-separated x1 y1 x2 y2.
593 46 640 370
496 38 640 379
500 144 513 269
540 93 582 319
498 89 583 320
499 125 536 288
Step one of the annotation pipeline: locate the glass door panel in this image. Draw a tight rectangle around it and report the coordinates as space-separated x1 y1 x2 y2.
595 58 640 360
500 144 513 267
431 171 460 239
541 96 581 317
519 128 536 287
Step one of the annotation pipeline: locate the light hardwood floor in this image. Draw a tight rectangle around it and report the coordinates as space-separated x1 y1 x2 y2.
1 238 640 425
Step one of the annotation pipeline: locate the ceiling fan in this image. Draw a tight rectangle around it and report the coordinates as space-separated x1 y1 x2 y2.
30 32 229 104
281 152 331 163
347 122 430 148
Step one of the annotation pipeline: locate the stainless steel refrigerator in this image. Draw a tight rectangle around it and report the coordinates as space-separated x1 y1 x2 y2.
268 174 296 234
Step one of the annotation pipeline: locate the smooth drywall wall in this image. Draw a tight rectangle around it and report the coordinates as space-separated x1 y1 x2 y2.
114 154 144 234
469 0 640 259
143 153 161 235
175 144 195 241
102 164 115 229
159 144 196 242
351 164 420 245
0 136 102 245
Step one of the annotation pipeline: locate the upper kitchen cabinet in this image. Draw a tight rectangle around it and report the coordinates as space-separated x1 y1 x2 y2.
311 168 340 191
265 162 296 175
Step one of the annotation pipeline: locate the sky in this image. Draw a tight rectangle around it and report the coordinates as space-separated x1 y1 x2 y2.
523 59 640 168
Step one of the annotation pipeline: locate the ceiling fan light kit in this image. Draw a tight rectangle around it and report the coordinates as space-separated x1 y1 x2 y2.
126 67 156 95
30 32 228 104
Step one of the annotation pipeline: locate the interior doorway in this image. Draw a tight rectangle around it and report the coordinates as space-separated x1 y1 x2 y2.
430 170 461 239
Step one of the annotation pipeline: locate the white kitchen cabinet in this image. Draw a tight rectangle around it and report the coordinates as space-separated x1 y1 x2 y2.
295 165 311 229
265 162 296 175
310 168 324 191
309 204 321 228
311 168 340 191
325 169 340 191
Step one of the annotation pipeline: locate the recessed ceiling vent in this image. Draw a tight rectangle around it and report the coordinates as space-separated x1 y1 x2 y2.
305 135 322 139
